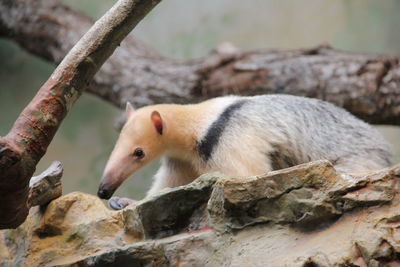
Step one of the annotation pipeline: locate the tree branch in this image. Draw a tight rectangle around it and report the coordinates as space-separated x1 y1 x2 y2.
1 0 399 125
28 161 63 207
0 0 161 229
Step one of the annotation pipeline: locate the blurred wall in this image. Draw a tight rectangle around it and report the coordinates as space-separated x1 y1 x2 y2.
1 0 399 199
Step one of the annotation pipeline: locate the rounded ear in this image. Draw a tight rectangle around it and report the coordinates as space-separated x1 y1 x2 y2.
151 111 163 135
126 102 135 118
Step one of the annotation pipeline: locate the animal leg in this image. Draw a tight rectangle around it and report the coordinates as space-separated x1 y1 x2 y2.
147 157 198 197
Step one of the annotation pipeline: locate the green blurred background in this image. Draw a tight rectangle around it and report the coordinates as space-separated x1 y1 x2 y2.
1 0 399 200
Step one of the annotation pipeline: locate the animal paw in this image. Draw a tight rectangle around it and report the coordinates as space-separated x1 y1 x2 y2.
108 196 137 210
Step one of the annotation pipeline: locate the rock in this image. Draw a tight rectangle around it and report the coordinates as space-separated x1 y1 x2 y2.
0 161 399 266
208 160 397 232
208 160 342 231
69 231 219 267
133 173 218 239
0 192 140 267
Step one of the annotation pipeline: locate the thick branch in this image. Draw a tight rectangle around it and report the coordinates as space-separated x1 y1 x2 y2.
1 0 399 124
0 0 161 229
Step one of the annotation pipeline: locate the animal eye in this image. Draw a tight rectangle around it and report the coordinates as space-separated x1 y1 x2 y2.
133 148 145 159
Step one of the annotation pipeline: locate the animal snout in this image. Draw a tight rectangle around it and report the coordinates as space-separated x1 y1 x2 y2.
97 186 114 199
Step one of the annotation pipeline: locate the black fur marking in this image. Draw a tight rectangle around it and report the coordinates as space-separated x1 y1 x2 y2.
268 144 299 171
198 100 247 161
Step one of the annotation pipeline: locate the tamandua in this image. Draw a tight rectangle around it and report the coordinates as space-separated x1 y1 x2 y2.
97 94 392 205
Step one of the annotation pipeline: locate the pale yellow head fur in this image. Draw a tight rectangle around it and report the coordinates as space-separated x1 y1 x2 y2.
97 100 214 199
98 102 167 199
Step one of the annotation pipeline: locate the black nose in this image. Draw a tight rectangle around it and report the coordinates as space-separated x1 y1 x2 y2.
97 187 113 199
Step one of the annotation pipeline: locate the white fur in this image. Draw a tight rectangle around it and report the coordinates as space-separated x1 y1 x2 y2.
145 95 391 196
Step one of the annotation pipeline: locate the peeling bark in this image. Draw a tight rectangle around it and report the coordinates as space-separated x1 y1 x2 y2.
0 0 399 124
0 0 161 229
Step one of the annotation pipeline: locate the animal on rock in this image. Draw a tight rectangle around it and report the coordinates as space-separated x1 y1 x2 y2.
97 94 391 203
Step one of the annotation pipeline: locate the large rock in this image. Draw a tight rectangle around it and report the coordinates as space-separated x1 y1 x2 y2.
0 192 139 266
1 160 399 266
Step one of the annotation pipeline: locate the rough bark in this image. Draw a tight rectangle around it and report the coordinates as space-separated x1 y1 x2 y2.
0 0 161 229
28 161 63 207
1 0 400 125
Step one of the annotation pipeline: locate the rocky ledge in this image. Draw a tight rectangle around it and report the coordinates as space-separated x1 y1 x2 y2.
1 160 399 266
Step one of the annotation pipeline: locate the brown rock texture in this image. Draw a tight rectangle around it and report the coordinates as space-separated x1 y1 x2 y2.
1 160 399 266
